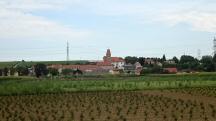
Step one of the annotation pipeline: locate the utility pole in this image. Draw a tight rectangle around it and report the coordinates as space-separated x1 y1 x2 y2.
197 49 201 60
213 37 216 55
67 41 69 64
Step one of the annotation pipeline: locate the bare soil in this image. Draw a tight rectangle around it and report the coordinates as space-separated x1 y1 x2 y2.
1 88 216 121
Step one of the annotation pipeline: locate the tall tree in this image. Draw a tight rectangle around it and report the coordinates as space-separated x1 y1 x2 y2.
172 56 179 64
138 57 145 66
213 54 216 63
9 67 16 76
179 55 199 70
3 67 9 76
200 56 215 72
34 64 48 78
162 54 166 62
16 66 29 76
213 54 216 71
48 68 59 76
0 69 2 76
125 56 138 64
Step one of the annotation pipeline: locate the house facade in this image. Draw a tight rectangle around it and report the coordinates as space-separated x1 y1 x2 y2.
123 62 143 75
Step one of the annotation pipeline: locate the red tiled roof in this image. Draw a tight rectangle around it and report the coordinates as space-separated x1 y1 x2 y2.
63 65 100 71
164 68 178 73
49 64 113 72
110 57 125 62
96 61 112 66
48 64 62 69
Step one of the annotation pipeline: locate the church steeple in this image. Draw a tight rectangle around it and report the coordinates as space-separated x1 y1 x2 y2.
106 49 111 57
103 49 112 62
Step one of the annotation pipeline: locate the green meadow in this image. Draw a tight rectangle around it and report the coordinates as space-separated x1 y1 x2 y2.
0 73 216 95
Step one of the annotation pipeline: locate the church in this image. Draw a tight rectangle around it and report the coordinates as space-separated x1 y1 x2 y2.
103 49 125 70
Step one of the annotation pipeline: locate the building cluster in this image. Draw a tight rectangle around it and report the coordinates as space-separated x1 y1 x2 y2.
48 49 177 75
49 49 134 75
0 49 178 77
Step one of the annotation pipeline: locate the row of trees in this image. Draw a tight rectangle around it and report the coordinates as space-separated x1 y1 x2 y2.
125 54 216 72
0 68 9 76
0 64 45 77
0 63 83 78
0 67 30 76
34 64 83 77
176 55 216 72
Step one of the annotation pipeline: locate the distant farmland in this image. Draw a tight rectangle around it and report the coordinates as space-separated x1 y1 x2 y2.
0 60 89 68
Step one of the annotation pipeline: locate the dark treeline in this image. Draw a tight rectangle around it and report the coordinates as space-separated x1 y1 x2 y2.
125 54 216 73
0 63 83 78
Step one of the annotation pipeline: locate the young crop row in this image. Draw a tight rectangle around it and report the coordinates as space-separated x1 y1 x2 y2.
0 89 216 121
1 77 216 96
171 87 216 98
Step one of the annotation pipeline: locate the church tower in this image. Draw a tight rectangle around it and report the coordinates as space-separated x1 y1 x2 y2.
103 49 112 62
106 49 111 57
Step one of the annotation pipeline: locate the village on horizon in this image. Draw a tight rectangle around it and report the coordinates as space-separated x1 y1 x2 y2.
0 37 216 77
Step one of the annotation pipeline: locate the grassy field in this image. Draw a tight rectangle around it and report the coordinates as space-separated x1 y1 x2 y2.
1 73 216 95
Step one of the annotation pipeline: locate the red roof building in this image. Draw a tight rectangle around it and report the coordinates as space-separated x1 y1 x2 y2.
163 68 178 74
109 57 125 63
103 49 125 63
96 61 112 66
103 49 125 70
48 63 113 74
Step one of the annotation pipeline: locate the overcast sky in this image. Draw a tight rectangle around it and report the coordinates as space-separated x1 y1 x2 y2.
0 0 215 61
